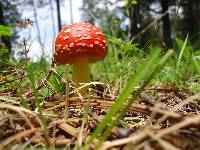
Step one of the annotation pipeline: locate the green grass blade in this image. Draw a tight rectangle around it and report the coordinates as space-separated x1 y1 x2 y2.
83 48 162 150
193 57 200 74
94 49 174 149
26 65 49 141
177 34 188 70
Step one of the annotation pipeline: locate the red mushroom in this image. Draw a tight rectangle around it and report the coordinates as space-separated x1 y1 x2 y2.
54 22 108 94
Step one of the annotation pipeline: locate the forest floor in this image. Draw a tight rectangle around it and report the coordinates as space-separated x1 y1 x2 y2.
0 76 200 150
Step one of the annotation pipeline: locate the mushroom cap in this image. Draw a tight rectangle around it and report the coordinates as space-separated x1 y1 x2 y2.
54 22 108 65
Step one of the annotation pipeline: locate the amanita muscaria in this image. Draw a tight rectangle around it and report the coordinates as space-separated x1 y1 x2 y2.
54 22 108 94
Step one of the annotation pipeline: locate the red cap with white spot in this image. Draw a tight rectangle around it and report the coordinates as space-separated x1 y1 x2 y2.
54 22 108 65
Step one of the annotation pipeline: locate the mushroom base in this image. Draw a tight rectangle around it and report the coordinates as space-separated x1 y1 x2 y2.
72 57 90 95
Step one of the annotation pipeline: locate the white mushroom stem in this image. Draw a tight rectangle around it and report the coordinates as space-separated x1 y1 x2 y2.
72 57 90 94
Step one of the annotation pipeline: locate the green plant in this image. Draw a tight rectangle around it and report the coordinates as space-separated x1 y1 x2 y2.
0 25 13 64
154 35 200 93
83 48 174 149
0 25 13 37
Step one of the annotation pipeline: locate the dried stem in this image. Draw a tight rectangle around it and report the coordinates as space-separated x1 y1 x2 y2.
64 64 70 121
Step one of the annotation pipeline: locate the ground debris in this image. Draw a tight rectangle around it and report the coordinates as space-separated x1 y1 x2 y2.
0 83 200 150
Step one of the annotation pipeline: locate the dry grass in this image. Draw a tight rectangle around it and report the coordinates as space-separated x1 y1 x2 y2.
0 74 200 150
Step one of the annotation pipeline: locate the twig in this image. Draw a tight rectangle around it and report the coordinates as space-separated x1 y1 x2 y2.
158 116 200 137
64 64 70 121
0 103 35 129
130 11 169 42
0 96 20 104
0 127 42 149
0 103 42 129
100 131 147 150
156 94 200 124
98 100 185 121
174 93 200 110
44 97 185 122
58 122 78 137
31 137 72 146
101 115 200 150
147 130 180 150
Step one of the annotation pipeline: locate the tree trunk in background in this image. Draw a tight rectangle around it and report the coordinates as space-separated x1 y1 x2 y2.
56 0 61 31
50 0 56 37
129 3 140 44
0 2 11 58
32 0 44 55
182 0 200 42
161 0 172 49
69 0 73 24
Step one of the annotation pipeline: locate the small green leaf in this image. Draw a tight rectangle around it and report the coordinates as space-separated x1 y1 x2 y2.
0 25 13 37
